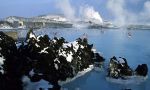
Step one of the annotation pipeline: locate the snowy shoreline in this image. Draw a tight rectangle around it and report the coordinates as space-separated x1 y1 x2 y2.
58 65 94 86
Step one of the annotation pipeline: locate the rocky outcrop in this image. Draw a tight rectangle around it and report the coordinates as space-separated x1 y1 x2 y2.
0 29 95 90
93 52 105 62
107 56 133 79
0 31 22 90
107 56 148 79
135 64 148 76
93 52 105 70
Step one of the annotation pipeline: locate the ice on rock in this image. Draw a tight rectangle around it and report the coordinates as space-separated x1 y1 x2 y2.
29 33 36 39
39 47 49 54
59 50 73 62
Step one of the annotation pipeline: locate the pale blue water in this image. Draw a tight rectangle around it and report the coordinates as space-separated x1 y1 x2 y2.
18 28 150 90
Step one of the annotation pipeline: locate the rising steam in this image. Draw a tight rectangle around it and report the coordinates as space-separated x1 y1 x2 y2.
56 0 76 21
107 0 150 26
55 0 103 24
80 6 103 24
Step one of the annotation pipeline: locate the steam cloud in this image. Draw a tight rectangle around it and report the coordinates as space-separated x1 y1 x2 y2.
80 5 103 24
107 0 150 26
56 0 76 21
55 0 150 26
55 0 103 24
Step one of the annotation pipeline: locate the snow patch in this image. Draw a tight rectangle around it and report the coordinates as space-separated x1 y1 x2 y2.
39 47 48 54
29 33 36 39
63 41 84 52
39 15 68 22
54 58 60 63
0 25 13 29
59 40 85 62
35 43 40 48
59 50 73 62
118 57 125 63
36 35 43 42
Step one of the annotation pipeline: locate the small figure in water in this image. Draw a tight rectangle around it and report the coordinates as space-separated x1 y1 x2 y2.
128 32 132 38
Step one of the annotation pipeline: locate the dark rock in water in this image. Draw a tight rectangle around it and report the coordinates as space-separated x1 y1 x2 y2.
108 56 148 79
135 64 148 76
93 53 105 69
94 53 105 62
108 56 133 79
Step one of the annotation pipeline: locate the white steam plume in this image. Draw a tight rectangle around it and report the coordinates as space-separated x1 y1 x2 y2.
56 0 75 21
80 5 103 24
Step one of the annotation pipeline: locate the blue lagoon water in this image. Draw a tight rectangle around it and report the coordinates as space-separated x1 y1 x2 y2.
18 28 150 90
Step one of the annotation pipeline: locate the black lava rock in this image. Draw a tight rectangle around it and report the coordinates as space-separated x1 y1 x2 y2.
107 56 133 79
135 64 148 76
0 30 95 90
108 56 148 79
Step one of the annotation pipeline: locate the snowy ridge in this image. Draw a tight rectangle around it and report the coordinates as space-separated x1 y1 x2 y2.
58 65 93 85
37 14 68 22
0 25 13 29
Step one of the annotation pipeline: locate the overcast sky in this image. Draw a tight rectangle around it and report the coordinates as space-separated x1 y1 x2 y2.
0 0 149 23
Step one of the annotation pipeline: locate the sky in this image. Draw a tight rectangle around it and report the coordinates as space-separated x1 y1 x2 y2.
0 0 150 24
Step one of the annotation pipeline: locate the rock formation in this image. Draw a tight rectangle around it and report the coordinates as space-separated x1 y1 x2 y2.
0 29 96 90
107 56 148 79
135 64 148 76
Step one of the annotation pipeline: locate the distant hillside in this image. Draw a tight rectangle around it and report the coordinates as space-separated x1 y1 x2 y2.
1 14 72 29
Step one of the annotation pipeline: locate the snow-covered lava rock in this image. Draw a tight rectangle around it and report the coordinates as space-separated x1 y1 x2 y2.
107 56 148 84
0 29 101 90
